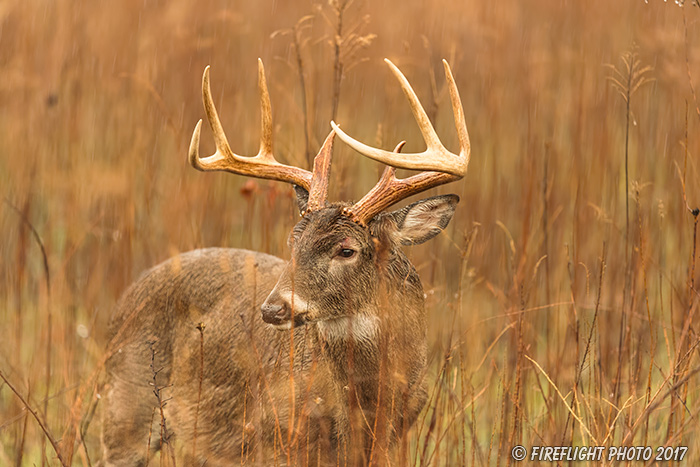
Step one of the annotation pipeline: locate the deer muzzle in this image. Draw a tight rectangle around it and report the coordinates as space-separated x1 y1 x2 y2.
261 292 308 329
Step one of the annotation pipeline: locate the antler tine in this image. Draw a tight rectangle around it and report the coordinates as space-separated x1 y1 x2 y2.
257 58 274 159
306 130 336 213
330 59 470 177
188 66 234 171
188 61 313 191
443 59 471 169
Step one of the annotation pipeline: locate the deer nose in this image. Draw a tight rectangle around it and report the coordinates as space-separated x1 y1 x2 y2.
261 302 289 325
261 291 308 328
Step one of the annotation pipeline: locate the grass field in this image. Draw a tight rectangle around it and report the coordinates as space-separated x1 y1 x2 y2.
2 0 700 465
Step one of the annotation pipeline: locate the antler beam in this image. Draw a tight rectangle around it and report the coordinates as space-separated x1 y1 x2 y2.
188 59 314 191
331 59 469 177
188 60 337 209
332 59 471 224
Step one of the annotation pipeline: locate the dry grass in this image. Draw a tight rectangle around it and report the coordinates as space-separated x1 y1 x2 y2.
2 0 700 465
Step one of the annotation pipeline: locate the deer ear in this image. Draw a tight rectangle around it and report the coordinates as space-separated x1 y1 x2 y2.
382 194 459 245
294 185 309 215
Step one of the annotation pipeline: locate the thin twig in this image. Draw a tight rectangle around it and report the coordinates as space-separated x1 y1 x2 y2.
0 370 66 466
192 323 206 461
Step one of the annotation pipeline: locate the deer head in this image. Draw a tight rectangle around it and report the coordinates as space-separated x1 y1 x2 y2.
188 58 471 339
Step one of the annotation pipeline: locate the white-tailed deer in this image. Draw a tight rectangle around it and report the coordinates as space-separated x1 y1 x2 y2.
101 58 470 466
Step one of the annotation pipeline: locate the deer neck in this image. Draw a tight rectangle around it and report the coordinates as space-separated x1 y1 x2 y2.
316 312 383 389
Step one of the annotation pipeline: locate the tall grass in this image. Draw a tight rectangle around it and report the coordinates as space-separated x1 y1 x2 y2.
1 0 700 464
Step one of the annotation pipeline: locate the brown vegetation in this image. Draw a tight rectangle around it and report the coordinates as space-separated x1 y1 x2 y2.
2 0 700 465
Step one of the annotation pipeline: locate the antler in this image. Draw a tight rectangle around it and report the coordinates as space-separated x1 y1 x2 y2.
331 59 470 225
188 59 335 209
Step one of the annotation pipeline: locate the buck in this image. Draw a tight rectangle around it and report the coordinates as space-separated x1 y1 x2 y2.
101 58 471 466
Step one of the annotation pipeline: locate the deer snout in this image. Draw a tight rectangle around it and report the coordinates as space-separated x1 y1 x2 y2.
261 302 288 325
261 292 308 329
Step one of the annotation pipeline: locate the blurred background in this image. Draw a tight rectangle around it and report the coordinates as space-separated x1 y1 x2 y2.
2 0 700 464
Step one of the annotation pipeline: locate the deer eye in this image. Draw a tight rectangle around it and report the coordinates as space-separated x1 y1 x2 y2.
337 248 356 259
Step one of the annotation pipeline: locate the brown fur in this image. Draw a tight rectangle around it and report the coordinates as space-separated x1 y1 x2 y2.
102 196 457 466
